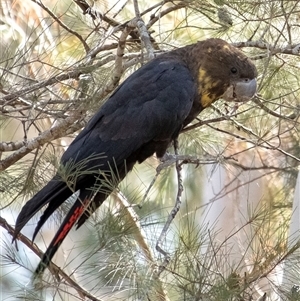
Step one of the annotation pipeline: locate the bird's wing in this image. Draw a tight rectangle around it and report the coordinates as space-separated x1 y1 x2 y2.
63 57 197 165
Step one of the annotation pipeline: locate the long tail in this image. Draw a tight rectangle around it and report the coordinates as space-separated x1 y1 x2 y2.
15 160 134 276
34 167 129 276
13 177 73 242
34 189 106 276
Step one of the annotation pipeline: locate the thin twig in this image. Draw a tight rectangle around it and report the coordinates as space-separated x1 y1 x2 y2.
146 2 187 29
232 40 300 56
0 115 83 171
209 103 300 163
31 0 90 53
0 57 113 104
253 96 300 121
155 139 184 276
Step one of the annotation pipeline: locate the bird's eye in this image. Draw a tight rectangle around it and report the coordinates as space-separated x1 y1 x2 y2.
231 67 237 74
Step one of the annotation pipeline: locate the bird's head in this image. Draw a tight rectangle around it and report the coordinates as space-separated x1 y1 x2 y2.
195 38 257 108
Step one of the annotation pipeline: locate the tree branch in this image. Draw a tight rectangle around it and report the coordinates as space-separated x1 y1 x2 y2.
0 115 83 171
0 216 103 301
31 0 90 53
233 40 300 56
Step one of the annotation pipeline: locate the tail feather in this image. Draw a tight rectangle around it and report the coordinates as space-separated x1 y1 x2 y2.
13 178 72 242
34 190 91 276
76 191 107 229
32 190 76 241
32 175 96 241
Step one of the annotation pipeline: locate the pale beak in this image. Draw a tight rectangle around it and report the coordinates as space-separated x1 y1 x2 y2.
222 78 257 102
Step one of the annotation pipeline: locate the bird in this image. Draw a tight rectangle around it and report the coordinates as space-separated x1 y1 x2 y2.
13 38 258 276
